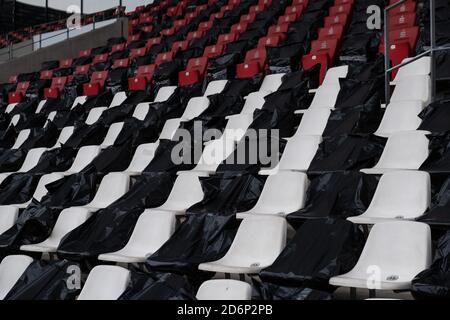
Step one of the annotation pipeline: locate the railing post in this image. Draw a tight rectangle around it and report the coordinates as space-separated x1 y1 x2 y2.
384 5 390 105
430 0 436 102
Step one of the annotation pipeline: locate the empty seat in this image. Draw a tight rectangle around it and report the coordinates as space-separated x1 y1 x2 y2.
258 73 285 94
189 138 236 175
197 280 252 300
63 145 102 175
324 13 349 27
20 209 93 253
83 71 109 96
392 57 431 84
309 84 341 109
77 266 130 300
198 216 287 274
390 75 431 105
148 172 204 216
180 97 210 121
108 92 128 109
203 44 225 59
85 107 107 125
101 122 124 148
374 100 424 137
204 80 228 96
294 107 331 136
240 92 267 115
322 65 348 85
11 129 31 149
348 171 430 225
329 221 431 291
8 81 30 104
154 86 177 103
302 53 329 85
98 211 176 263
0 255 34 300
44 77 68 99
361 131 429 174
179 57 208 86
237 172 308 219
0 148 48 185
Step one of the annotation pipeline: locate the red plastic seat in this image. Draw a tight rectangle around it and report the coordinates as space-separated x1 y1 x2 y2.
310 39 339 64
292 0 307 5
140 16 154 25
379 42 411 78
174 19 187 29
79 49 92 57
217 32 239 45
324 14 349 27
257 35 285 48
93 53 109 65
74 65 90 75
112 58 130 69
382 26 419 52
302 53 329 85
210 11 225 21
8 81 30 103
230 22 249 34
285 5 304 19
8 75 18 84
179 57 208 86
44 77 68 99
146 37 162 49
128 64 156 91
258 0 272 6
390 1 416 15
187 30 206 41
318 25 345 42
220 5 235 13
141 25 154 33
329 4 353 16
268 23 290 36
240 13 257 24
83 71 109 96
198 21 213 32
110 43 126 55
40 70 54 80
203 44 225 59
249 4 266 14
130 47 148 60
59 58 73 69
127 34 141 46
155 52 173 66
236 62 262 79
171 40 189 54
389 12 416 30
245 48 267 69
278 13 298 25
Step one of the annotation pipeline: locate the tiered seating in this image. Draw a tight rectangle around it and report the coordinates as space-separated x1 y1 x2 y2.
0 0 449 301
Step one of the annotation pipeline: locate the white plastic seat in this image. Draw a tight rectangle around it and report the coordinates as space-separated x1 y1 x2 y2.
309 84 340 109
189 138 236 175
64 145 101 174
375 100 424 137
361 131 429 174
240 92 267 115
132 103 150 121
85 107 107 125
35 100 47 114
20 209 93 253
0 255 34 300
108 91 127 108
30 173 64 202
261 135 321 174
322 65 348 85
180 97 210 121
9 114 20 128
101 122 124 148
98 211 176 263
329 221 432 291
45 111 57 126
348 171 430 225
237 172 308 219
77 265 130 300
154 86 177 103
158 118 180 141
148 172 204 216
196 280 252 300
204 80 228 96
392 57 431 84
258 73 285 93
11 129 31 149
124 142 159 175
71 96 87 110
50 126 75 149
0 148 48 185
390 75 431 105
83 173 129 210
294 107 332 136
5 103 18 114
199 216 286 274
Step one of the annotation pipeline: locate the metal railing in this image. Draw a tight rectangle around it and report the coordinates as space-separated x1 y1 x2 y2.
384 0 450 105
0 6 123 62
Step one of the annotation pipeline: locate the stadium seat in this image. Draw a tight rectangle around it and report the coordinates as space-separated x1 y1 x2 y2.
98 211 176 263
259 73 285 93
329 221 431 291
44 77 69 99
236 172 309 219
180 97 210 121
85 107 107 125
204 80 228 96
83 71 109 96
392 57 431 84
8 81 30 104
389 12 416 30
198 216 287 274
324 13 349 28
390 75 431 105
128 64 156 91
77 265 130 300
197 280 252 300
240 92 267 115
308 84 341 109
374 100 424 137
0 148 48 184
310 39 339 65
179 57 208 86
148 173 204 216
268 23 289 36
112 58 130 69
61 145 102 175
361 131 430 174
322 65 348 85
203 44 225 59
0 255 34 300
348 171 430 224
302 53 329 85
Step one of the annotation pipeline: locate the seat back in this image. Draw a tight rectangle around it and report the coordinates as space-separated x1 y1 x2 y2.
181 97 210 120
163 172 204 209
19 148 47 172
197 280 252 300
154 86 177 102
375 100 423 137
77 266 130 300
259 73 285 93
0 255 33 300
68 146 102 173
90 173 130 208
102 122 124 147
33 173 64 202
12 129 31 149
279 135 322 171
204 80 228 96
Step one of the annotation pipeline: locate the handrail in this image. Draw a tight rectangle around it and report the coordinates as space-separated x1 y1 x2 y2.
384 0 448 105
